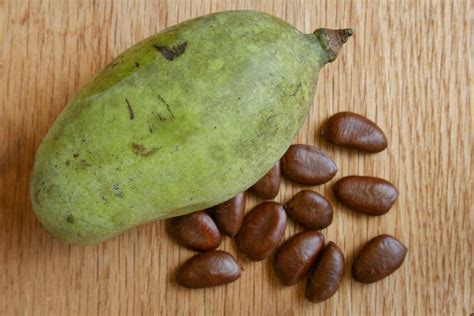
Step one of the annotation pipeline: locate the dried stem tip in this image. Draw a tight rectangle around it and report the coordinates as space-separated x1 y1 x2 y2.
313 28 353 63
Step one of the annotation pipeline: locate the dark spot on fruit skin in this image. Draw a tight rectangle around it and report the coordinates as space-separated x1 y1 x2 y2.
165 104 175 119
65 160 70 166
112 184 124 198
153 41 187 61
73 153 79 158
131 143 161 156
125 98 134 120
266 114 277 122
156 94 175 120
100 195 109 204
135 62 140 68
290 83 302 96
66 215 75 223
156 113 166 121
79 160 92 168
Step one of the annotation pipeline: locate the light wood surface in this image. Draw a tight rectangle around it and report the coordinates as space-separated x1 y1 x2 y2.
1 0 472 315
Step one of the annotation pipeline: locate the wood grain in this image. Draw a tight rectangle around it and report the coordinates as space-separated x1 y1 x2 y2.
1 0 472 315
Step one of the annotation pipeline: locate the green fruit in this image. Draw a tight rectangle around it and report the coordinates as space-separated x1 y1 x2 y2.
30 11 351 244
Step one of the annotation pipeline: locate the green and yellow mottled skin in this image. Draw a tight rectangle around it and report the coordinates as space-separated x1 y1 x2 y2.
30 11 351 244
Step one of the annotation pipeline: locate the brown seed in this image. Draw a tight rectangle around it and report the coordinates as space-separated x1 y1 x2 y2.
250 161 281 199
168 211 221 251
236 201 287 261
285 190 333 230
305 242 345 303
352 234 407 283
281 144 337 185
273 231 325 286
334 176 399 215
322 111 388 153
212 192 246 237
176 250 241 288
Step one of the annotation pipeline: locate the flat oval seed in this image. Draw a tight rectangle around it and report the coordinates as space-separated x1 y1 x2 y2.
250 161 281 199
281 144 337 185
212 192 246 237
285 190 333 229
352 234 407 283
273 231 325 286
168 211 221 251
305 242 345 303
176 250 241 288
334 176 399 215
322 111 388 152
236 201 287 261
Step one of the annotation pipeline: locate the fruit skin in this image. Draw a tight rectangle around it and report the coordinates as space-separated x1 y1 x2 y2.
30 10 351 244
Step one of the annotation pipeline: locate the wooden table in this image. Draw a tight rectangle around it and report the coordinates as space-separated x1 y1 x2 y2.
1 1 472 315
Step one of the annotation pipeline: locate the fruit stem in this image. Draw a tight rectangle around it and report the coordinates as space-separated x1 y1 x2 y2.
313 28 353 63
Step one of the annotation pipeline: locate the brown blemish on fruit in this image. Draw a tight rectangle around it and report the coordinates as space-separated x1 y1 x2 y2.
66 215 75 223
125 98 134 120
290 83 301 96
156 94 175 120
313 28 353 62
79 160 92 168
153 42 187 61
131 143 161 156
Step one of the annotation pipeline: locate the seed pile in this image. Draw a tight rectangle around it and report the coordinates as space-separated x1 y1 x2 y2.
169 111 407 302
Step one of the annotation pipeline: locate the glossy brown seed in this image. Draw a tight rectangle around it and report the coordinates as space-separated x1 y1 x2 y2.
273 231 325 286
285 190 333 229
236 201 287 261
334 176 399 215
281 144 337 185
250 161 281 199
352 234 407 283
305 242 345 303
168 211 221 251
321 112 388 153
176 250 241 288
212 192 246 237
